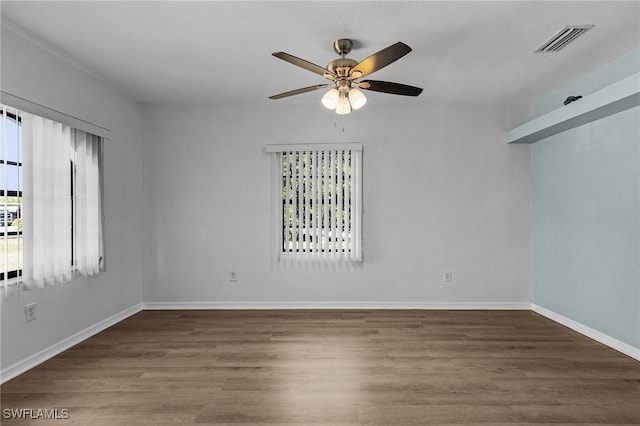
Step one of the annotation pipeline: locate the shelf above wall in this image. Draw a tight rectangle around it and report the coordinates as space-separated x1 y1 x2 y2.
507 72 639 144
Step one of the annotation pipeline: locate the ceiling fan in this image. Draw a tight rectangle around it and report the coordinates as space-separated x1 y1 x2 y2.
269 39 423 114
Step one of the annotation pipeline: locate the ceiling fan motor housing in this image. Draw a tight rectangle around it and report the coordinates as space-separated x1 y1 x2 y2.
327 58 358 78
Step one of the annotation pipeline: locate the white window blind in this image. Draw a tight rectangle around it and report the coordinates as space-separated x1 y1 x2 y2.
73 130 103 278
1 105 104 289
268 143 362 262
22 112 74 285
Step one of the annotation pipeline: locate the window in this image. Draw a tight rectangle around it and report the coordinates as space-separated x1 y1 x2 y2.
0 107 23 281
267 143 362 261
0 105 104 288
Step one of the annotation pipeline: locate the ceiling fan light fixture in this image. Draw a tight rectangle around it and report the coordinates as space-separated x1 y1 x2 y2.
321 88 339 109
336 96 352 115
348 88 367 110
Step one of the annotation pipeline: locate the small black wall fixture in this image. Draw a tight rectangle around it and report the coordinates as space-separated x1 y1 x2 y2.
564 95 583 106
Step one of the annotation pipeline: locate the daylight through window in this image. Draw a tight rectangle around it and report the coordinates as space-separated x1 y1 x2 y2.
268 143 362 262
0 104 104 288
0 107 23 281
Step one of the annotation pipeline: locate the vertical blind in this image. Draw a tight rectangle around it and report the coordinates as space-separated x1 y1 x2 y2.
74 130 103 277
22 113 74 285
267 143 362 262
1 105 104 289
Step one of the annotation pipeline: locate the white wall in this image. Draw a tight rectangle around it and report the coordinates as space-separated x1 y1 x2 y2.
0 27 143 370
0 20 532 377
141 101 531 305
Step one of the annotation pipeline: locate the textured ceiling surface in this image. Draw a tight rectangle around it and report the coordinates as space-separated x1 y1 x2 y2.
2 1 639 106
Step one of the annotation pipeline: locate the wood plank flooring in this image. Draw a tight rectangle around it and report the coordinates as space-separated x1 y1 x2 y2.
1 310 639 425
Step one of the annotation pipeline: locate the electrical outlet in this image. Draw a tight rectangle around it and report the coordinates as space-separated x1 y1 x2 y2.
229 271 238 282
443 272 452 283
25 303 37 322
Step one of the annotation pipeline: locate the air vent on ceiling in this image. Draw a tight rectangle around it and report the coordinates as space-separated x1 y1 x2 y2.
535 25 595 53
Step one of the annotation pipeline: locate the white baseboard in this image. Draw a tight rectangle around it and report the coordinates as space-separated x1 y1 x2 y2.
531 303 640 362
0 303 143 384
142 301 531 310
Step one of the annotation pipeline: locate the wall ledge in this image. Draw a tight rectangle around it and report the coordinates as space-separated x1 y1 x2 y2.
507 72 639 144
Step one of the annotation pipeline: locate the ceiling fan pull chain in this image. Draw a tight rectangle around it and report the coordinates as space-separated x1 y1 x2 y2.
332 112 345 132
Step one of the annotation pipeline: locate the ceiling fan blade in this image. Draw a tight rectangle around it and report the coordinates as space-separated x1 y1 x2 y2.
272 52 336 79
358 80 423 96
269 84 331 100
350 42 412 78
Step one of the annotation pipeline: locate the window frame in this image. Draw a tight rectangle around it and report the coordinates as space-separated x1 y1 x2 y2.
0 105 106 287
0 109 23 281
268 143 363 262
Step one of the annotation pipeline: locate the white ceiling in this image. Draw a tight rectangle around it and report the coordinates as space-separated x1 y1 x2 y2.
2 1 639 106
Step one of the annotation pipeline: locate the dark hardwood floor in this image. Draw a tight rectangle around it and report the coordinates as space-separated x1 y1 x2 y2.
1 309 639 425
